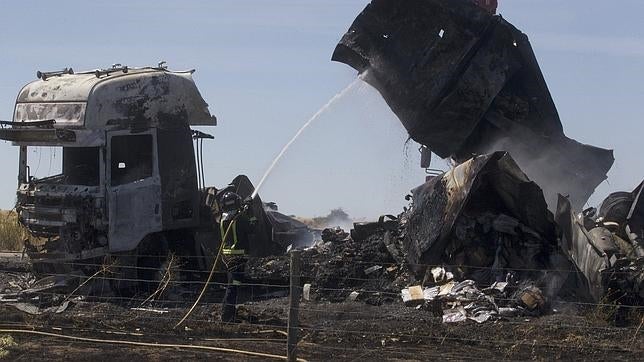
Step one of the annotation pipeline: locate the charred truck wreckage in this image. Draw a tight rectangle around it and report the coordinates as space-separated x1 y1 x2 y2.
0 64 312 285
0 0 642 326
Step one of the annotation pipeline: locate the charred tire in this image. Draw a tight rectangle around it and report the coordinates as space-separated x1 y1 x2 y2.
135 233 170 292
599 192 633 224
108 254 139 296
108 233 170 296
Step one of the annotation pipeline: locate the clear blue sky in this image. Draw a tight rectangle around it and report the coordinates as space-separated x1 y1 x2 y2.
1 0 642 219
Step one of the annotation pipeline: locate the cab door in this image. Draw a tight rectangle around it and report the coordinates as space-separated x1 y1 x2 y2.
107 130 162 252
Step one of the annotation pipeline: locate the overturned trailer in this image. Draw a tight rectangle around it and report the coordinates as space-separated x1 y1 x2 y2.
0 65 310 285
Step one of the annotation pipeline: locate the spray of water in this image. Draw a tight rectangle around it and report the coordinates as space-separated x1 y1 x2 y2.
251 71 368 199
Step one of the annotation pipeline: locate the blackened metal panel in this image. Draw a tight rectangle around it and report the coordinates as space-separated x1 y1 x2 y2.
157 126 200 229
332 0 565 155
333 0 494 156
404 153 489 265
0 128 76 144
403 152 554 266
87 71 214 130
107 130 163 252
108 177 163 252
627 181 644 241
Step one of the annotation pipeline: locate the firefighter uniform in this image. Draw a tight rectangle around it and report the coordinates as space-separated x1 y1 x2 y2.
220 210 250 322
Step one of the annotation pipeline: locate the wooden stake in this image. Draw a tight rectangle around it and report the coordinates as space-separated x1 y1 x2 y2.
287 250 301 362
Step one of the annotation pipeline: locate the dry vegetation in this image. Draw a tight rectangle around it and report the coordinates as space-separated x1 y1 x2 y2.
0 334 17 359
0 210 28 251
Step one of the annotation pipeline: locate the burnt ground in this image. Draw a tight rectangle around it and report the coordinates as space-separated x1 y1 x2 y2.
0 253 642 361
0 286 642 357
0 297 642 361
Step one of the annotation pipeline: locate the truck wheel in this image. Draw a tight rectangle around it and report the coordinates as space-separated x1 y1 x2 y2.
107 254 139 297
147 253 180 302
107 234 169 297
136 233 170 292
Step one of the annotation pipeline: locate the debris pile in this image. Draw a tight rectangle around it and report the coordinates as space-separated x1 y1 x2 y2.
402 270 547 324
247 152 642 323
246 224 414 305
399 153 563 294
0 274 71 315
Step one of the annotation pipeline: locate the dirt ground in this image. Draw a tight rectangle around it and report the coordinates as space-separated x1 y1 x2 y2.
1 292 642 360
0 253 642 361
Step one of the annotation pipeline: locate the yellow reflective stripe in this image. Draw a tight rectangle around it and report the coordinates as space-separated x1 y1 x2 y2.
222 249 245 255
220 219 239 248
230 221 239 250
221 217 242 256
219 219 226 241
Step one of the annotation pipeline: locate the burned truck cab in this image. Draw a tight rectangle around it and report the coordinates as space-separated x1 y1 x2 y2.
1 65 217 263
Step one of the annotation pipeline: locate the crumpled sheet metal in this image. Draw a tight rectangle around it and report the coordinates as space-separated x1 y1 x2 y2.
403 152 554 266
0 275 73 315
556 196 610 301
556 183 644 303
332 0 613 210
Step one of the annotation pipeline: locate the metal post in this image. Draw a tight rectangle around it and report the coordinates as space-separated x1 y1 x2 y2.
287 250 301 362
18 146 27 185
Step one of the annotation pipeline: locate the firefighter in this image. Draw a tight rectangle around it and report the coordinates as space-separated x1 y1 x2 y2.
219 191 251 322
